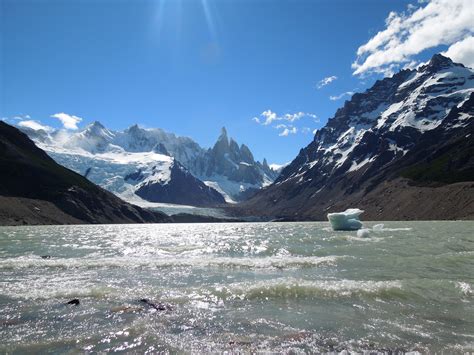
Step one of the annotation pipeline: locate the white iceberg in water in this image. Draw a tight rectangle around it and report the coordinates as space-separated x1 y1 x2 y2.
357 228 371 238
327 208 364 231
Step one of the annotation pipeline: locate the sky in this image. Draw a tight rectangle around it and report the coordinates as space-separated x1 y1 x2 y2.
1 0 473 164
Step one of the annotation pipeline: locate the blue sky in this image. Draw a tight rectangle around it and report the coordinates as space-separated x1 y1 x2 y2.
1 0 473 163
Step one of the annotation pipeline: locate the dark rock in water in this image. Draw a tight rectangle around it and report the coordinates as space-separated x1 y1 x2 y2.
139 298 172 311
40 255 52 259
66 299 80 306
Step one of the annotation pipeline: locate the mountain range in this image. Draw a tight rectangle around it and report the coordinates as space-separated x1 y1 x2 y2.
7 54 474 222
20 123 277 207
239 54 474 220
0 121 171 225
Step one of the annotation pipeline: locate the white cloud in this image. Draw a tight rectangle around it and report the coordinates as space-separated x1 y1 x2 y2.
253 110 318 136
317 75 337 89
329 91 354 101
12 114 31 120
254 110 318 126
51 112 82 130
442 36 474 68
260 110 278 125
279 126 297 137
18 120 53 132
352 0 474 76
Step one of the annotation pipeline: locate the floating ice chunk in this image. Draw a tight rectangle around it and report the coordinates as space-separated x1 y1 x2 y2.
327 208 364 231
372 223 412 232
357 228 371 238
373 224 385 232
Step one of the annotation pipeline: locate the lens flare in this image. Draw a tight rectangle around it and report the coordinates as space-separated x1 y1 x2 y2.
152 0 218 42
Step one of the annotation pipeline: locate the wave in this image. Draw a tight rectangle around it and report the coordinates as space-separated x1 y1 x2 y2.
207 278 405 300
9 286 115 301
0 255 341 270
456 281 473 296
207 278 474 301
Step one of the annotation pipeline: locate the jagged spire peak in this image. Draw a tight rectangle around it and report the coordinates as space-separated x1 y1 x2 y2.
220 126 227 137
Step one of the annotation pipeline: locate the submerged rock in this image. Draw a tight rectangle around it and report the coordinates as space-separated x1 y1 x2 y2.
139 298 172 311
327 208 364 231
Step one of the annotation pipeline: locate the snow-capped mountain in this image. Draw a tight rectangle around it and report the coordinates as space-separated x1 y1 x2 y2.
0 121 171 224
193 127 277 201
241 54 474 220
20 122 276 206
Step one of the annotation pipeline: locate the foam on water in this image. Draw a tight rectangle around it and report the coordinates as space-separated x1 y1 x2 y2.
209 278 404 300
0 255 341 270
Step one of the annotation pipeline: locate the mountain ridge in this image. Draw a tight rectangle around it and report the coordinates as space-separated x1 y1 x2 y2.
237 54 474 220
19 122 278 206
0 122 171 225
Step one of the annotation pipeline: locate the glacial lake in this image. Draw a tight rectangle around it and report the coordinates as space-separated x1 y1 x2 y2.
0 222 473 353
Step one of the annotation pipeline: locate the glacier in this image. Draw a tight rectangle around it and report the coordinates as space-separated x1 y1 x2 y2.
18 122 278 206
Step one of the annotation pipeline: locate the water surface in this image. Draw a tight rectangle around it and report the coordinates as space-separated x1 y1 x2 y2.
0 222 473 353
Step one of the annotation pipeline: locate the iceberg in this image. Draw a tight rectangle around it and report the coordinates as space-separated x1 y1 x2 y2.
327 208 364 231
357 228 371 238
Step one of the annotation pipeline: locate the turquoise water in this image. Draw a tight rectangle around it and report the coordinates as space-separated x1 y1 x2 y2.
0 222 473 353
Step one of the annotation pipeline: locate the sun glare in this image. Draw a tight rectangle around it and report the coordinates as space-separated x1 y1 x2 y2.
153 0 218 41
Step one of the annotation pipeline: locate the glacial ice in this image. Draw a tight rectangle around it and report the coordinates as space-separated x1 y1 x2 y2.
327 208 364 231
357 228 371 238
372 224 385 232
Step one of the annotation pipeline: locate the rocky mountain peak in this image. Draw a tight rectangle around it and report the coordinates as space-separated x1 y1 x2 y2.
85 121 105 131
241 55 474 220
83 121 112 136
218 127 228 140
127 124 141 132
240 144 255 164
20 121 278 204
212 127 230 154
275 54 473 189
417 54 465 75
